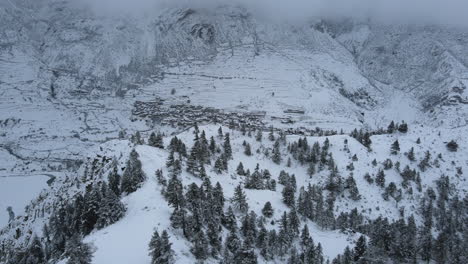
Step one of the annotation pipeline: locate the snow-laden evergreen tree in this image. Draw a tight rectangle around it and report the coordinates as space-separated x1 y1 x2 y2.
398 122 408 133
155 169 166 186
245 164 264 189
387 121 395 133
121 149 146 194
233 241 258 264
214 157 224 174
22 234 45 264
407 147 415 161
390 140 400 155
165 174 184 209
148 132 164 149
223 132 232 159
447 140 458 152
186 148 198 175
236 162 245 175
82 185 102 235
65 235 93 264
166 150 175 168
96 183 126 229
255 130 262 142
268 127 275 141
354 235 367 261
108 161 121 197
262 201 274 218
207 222 221 257
244 143 252 156
190 231 209 260
272 140 281 164
282 183 295 208
345 175 361 201
376 169 385 188
223 206 238 232
419 198 433 262
232 184 249 213
171 159 182 177
288 208 300 235
149 230 174 264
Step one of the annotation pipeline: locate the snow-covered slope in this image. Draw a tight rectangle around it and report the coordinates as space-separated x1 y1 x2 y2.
0 0 468 263
1 124 466 263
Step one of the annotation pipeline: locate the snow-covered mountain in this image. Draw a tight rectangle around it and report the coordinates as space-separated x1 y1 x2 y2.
0 0 467 263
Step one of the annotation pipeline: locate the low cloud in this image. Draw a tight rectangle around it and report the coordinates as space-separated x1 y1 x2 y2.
78 0 468 27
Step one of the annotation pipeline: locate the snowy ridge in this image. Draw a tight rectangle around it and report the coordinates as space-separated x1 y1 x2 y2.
1 123 466 263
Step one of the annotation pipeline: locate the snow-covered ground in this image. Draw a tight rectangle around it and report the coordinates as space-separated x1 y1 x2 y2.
78 123 466 263
0 175 49 227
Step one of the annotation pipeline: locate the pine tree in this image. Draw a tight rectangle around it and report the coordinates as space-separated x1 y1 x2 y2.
272 140 282 164
269 128 275 141
236 162 245 175
244 143 252 156
186 148 198 175
108 161 121 197
65 235 93 264
256 130 262 142
24 234 45 264
282 183 295 207
171 159 182 177
245 164 264 189
207 223 221 257
262 201 274 218
387 121 395 133
155 169 166 186
198 164 207 179
234 241 258 264
223 133 232 159
376 169 385 188
190 231 209 260
209 136 216 153
121 149 146 194
354 235 367 261
391 140 400 155
447 140 458 152
166 150 175 168
225 229 241 256
300 224 312 249
288 208 300 235
149 230 161 263
149 230 174 264
346 175 361 200
165 174 184 209
96 184 126 229
232 184 249 213
306 163 315 178
134 131 144 145
419 199 433 262
214 157 224 174
148 132 158 147
407 147 415 161
155 133 164 149
398 122 408 133
223 206 238 231
82 185 101 235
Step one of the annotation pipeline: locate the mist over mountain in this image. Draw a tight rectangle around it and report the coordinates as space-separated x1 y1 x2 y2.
74 0 468 26
0 1 467 264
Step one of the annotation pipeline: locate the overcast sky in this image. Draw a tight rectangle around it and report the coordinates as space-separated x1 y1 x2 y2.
78 0 468 27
